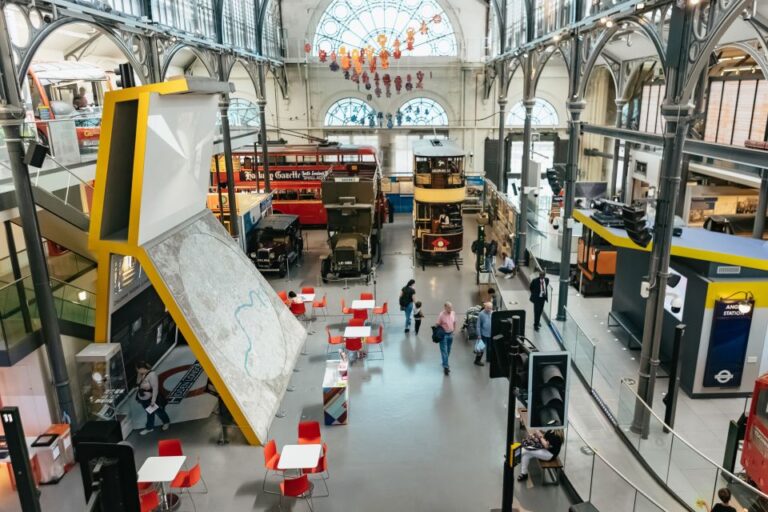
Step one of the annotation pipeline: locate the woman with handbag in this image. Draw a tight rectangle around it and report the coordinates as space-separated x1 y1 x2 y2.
135 361 171 435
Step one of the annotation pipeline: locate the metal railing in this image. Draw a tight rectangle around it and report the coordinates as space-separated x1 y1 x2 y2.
616 380 768 512
564 421 669 511
30 153 95 219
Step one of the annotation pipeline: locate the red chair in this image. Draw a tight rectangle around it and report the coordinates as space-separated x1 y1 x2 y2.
345 336 363 357
262 440 283 495
302 454 330 497
373 301 390 323
340 299 352 316
139 490 160 512
360 292 374 300
290 301 312 332
312 294 328 317
366 325 384 359
301 286 315 294
352 308 368 322
277 290 289 305
348 318 365 327
280 474 314 510
298 421 322 445
170 462 203 511
158 439 208 494
326 326 344 356
158 439 183 457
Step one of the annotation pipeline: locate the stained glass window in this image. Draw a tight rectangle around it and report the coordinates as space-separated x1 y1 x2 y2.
398 97 448 126
228 98 260 127
325 97 376 126
507 98 560 126
314 0 458 57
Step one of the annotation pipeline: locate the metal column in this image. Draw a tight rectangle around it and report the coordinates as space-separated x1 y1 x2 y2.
4 222 32 332
517 98 535 266
753 169 768 239
0 16 78 427
257 61 272 193
218 93 241 242
557 101 585 320
610 99 627 198
633 2 694 434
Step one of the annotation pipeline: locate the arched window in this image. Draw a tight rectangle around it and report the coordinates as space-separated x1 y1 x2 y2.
314 0 458 57
325 97 376 126
228 98 260 127
399 98 448 126
507 98 560 126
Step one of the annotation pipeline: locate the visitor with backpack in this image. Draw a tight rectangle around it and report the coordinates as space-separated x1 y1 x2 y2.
399 279 416 333
485 239 498 272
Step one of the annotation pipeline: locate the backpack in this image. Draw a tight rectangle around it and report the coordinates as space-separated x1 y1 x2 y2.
399 287 410 308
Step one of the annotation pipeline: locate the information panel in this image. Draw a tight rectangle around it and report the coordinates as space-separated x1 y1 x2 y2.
703 299 755 388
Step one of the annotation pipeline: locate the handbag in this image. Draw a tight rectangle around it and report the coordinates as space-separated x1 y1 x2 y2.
431 325 444 343
474 338 486 353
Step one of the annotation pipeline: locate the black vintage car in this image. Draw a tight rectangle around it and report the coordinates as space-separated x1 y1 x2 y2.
247 214 303 277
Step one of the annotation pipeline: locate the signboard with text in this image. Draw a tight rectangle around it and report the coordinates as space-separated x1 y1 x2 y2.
703 299 755 387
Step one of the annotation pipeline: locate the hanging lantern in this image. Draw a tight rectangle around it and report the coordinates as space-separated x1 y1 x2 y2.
358 48 366 64
383 74 392 98
369 56 377 73
353 49 363 74
396 111 403 126
368 113 376 127
365 82 372 90
380 49 390 69
405 74 413 91
420 20 428 35
365 46 375 63
386 113 393 129
330 51 337 63
395 75 402 93
393 38 402 59
319 49 328 63
377 33 387 49
406 28 415 51
416 70 425 89
341 54 351 71
330 60 339 72
351 72 360 83
375 86 382 97
343 70 350 80
432 14 442 24
304 42 312 53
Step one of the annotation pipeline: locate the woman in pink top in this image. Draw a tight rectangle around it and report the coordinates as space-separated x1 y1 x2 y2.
436 302 455 375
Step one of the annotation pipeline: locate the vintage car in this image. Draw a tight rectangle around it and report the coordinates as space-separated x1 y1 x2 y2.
247 214 303 277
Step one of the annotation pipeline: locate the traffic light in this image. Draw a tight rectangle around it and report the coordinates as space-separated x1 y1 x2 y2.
489 310 526 380
622 204 652 248
114 63 136 89
545 167 562 195
528 351 570 429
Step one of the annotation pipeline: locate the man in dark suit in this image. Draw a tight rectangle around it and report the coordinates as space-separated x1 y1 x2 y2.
529 270 549 331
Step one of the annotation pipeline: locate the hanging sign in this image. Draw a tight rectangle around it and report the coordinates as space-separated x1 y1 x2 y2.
702 298 755 388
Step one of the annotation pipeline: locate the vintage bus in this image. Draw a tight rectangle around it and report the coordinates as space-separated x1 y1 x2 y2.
412 139 466 266
211 143 382 226
26 62 112 151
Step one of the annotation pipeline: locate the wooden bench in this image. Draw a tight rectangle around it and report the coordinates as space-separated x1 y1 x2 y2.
517 408 564 485
607 310 642 350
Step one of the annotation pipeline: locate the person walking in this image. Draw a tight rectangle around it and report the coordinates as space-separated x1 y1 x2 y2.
413 301 424 335
474 301 493 366
488 287 499 311
517 429 563 482
135 361 171 435
697 488 739 512
485 239 498 272
400 279 416 333
529 270 549 332
498 251 516 279
436 302 456 375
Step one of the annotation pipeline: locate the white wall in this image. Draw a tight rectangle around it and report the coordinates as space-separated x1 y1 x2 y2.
0 348 55 436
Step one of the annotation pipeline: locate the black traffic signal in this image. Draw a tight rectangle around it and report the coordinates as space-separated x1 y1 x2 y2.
545 167 562 196
528 351 570 429
489 310 526 380
114 63 136 89
622 204 652 248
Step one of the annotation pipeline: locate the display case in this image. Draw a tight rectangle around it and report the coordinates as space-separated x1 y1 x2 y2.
75 343 128 422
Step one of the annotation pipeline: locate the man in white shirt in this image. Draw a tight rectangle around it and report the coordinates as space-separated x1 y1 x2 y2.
498 252 516 279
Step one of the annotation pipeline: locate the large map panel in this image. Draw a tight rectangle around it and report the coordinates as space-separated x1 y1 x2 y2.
144 212 305 441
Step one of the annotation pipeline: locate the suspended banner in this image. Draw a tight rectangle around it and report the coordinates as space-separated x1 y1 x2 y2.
703 298 755 388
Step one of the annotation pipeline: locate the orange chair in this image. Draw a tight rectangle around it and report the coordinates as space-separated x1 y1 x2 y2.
170 462 203 511
301 286 315 294
312 294 328 317
290 301 313 333
277 290 289 305
352 308 368 322
302 454 330 498
280 474 314 510
366 325 384 359
298 421 322 445
340 299 352 316
360 292 374 300
139 490 160 512
345 336 363 357
326 326 344 356
262 440 283 495
348 318 365 327
373 301 390 323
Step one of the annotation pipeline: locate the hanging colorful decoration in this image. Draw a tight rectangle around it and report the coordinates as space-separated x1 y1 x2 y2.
406 28 415 51
419 20 429 35
383 74 392 97
405 74 413 91
352 49 363 74
362 72 371 90
386 113 394 129
319 49 328 63
416 70 425 89
368 56 377 73
340 47 351 71
380 49 390 69
377 33 387 49
395 75 402 93
304 42 311 54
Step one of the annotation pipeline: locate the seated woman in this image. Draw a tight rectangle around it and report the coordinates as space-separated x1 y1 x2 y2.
287 291 303 305
517 429 563 481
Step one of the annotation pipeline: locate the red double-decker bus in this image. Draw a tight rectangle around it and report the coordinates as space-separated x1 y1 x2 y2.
211 143 379 226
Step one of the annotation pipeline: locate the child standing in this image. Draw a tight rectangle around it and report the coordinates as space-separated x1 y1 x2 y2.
414 301 424 334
